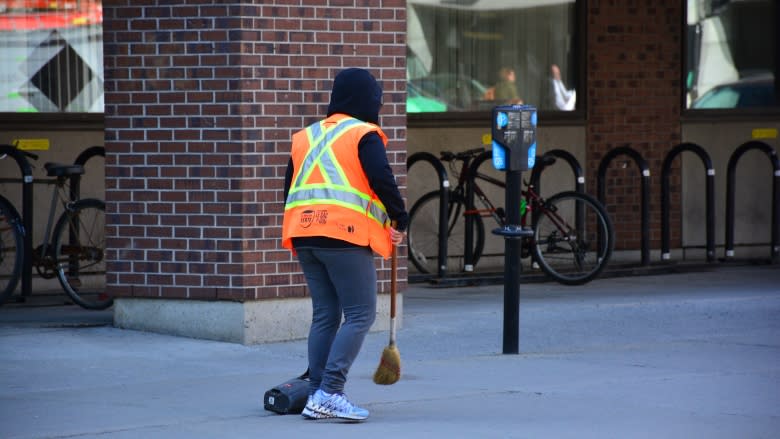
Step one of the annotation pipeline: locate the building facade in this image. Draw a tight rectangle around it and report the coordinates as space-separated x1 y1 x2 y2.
0 0 777 343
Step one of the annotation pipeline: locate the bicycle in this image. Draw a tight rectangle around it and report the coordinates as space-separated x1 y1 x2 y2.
407 147 614 285
0 151 109 309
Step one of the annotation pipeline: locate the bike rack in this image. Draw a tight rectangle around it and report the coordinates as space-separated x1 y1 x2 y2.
407 151 450 278
0 144 35 298
66 146 106 277
597 145 651 266
661 143 716 262
529 149 585 196
71 145 105 202
465 150 493 272
725 141 780 263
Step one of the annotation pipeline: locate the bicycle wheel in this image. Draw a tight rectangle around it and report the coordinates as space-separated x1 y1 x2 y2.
531 191 614 285
53 198 111 310
407 190 485 274
0 196 23 304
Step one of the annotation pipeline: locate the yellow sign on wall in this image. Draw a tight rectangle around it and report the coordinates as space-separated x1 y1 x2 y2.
12 138 50 151
752 128 778 139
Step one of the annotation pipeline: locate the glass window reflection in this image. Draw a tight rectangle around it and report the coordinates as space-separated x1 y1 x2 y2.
407 0 578 113
0 1 104 113
686 0 777 109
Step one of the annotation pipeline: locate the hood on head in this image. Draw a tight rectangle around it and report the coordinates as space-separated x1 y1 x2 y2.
327 68 383 124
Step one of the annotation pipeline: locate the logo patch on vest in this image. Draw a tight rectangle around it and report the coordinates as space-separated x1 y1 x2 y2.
299 210 314 228
299 209 328 228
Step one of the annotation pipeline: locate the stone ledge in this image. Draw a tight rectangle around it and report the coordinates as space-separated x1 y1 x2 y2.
114 294 401 345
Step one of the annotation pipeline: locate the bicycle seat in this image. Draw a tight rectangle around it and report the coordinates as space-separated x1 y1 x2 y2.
44 162 85 177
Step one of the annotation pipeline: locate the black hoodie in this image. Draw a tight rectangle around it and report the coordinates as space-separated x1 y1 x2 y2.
326 67 383 124
284 68 409 249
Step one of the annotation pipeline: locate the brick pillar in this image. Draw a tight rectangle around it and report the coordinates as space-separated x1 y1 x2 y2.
103 1 407 343
587 1 683 254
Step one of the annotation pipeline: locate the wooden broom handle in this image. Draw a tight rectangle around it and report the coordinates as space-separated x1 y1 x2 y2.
390 245 397 319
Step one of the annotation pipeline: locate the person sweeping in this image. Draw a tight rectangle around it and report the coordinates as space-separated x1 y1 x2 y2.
281 68 408 422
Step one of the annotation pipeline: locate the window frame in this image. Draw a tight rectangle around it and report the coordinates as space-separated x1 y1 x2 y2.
0 113 103 131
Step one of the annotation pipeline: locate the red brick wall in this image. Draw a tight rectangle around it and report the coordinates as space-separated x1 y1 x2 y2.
103 0 408 301
587 1 683 251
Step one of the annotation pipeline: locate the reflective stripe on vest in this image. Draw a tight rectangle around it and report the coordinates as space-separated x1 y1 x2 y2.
293 118 362 188
286 118 389 226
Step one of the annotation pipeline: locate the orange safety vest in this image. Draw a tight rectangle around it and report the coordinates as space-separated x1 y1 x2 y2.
281 114 393 258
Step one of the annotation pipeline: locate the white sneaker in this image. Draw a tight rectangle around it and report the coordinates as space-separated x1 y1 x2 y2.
302 393 333 420
309 389 369 421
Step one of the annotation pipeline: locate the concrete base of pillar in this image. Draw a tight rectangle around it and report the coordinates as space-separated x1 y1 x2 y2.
113 294 402 345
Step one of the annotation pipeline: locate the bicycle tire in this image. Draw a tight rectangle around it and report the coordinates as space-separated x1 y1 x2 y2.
53 198 111 310
0 196 23 305
407 190 485 274
531 191 614 285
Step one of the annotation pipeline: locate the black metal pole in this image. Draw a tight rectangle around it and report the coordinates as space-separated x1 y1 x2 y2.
21 177 33 298
705 169 716 262
503 169 522 354
725 153 736 260
640 171 650 266
773 171 780 263
438 183 450 277
464 170 475 272
661 164 671 259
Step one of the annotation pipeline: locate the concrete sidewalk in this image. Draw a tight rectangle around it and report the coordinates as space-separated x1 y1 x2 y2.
1 265 779 438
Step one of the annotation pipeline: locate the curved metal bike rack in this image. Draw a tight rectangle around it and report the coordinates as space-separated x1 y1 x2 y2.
464 150 493 272
0 144 35 298
74 145 105 166
725 141 780 263
71 145 105 202
407 151 450 278
597 145 651 266
529 149 585 196
661 143 716 262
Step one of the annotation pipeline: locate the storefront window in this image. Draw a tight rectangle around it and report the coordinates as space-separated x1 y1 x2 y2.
407 0 578 113
0 1 103 113
686 0 777 109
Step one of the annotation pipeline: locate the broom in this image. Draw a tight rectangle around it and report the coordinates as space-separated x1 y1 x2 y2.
373 244 401 385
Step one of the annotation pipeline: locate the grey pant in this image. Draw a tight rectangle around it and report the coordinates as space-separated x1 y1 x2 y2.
296 246 377 395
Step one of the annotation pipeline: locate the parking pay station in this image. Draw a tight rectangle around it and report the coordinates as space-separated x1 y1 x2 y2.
491 105 537 172
490 105 536 354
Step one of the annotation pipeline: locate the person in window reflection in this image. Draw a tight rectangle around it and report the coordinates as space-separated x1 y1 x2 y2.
549 64 576 110
485 67 524 104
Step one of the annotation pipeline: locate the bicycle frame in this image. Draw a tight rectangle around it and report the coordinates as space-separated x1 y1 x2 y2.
446 150 537 229
408 147 613 283
444 148 583 260
39 178 64 262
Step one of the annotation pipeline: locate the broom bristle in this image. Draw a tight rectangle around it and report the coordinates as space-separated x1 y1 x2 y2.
373 343 401 385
